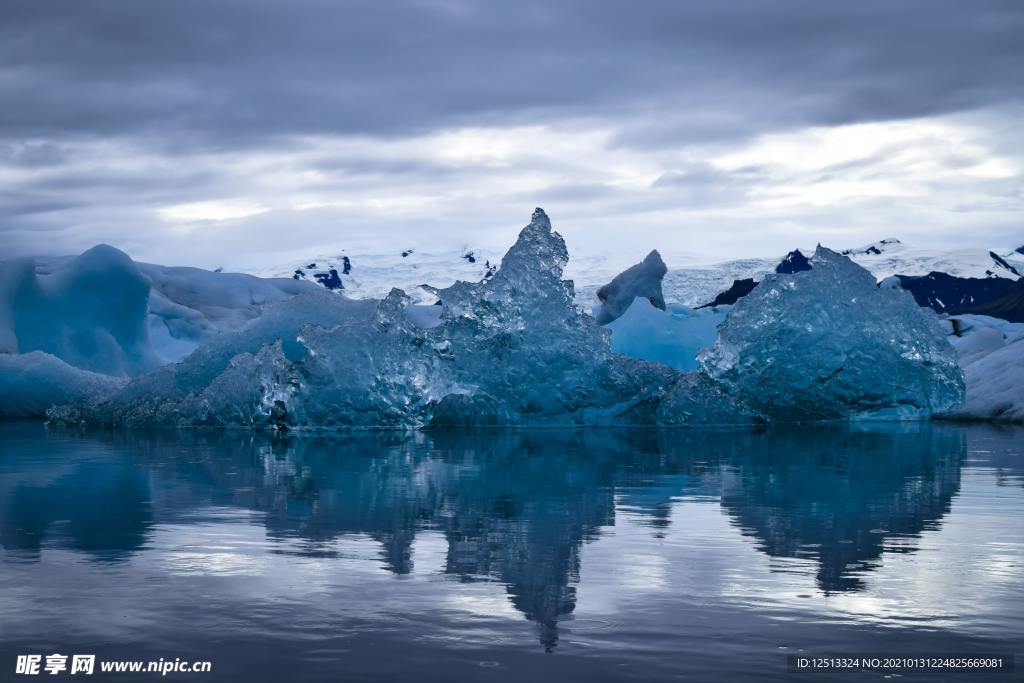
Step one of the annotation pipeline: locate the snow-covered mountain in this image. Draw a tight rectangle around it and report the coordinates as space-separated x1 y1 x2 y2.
257 237 1023 309
256 248 499 304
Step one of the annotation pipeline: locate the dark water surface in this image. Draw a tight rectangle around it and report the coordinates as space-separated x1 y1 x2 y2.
1 422 1022 681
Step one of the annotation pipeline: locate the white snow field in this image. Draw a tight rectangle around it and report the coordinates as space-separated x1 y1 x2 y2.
261 236 1021 309
0 210 1017 423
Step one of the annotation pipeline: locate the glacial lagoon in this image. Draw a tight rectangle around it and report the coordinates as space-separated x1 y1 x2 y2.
1 422 1022 681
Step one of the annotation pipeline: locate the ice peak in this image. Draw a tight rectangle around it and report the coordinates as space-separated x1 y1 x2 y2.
813 244 842 259
498 208 568 282
644 249 664 267
530 207 551 228
809 245 878 286
595 249 668 324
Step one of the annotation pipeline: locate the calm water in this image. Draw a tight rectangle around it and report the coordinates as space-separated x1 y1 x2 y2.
1 422 1022 681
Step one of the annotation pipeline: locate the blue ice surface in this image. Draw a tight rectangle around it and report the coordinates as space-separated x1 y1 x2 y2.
606 298 726 371
1 245 157 376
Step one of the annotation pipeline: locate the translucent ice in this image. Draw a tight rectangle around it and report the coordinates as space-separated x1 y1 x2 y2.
699 246 965 421
606 299 725 371
70 289 375 426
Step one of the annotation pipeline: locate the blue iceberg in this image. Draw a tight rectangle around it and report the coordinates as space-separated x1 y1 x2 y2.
699 246 965 421
34 211 965 427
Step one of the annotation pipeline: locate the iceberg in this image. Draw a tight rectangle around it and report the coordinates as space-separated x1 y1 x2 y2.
0 245 318 416
594 250 667 324
33 211 968 428
64 289 375 426
138 262 315 363
943 314 1024 422
0 245 158 376
699 246 965 421
0 245 315 373
71 210 675 428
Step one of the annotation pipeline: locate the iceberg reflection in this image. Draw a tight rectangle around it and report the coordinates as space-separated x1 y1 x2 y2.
0 424 966 647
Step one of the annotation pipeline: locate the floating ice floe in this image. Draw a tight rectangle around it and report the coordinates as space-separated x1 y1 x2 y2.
0 352 124 419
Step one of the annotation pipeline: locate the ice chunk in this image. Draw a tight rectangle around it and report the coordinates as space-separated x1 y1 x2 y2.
0 351 124 418
699 246 965 421
137 263 316 362
606 299 725 371
594 250 667 324
944 314 1024 422
295 210 674 428
656 372 762 427
1 247 319 373
0 245 158 376
73 289 375 426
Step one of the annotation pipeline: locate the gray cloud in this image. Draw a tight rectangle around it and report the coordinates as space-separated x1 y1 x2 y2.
2 0 1021 147
1 0 1022 266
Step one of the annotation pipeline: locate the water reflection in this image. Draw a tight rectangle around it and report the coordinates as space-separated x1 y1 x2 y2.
0 424 968 647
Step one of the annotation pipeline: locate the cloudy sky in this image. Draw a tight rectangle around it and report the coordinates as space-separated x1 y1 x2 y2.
2 0 1022 270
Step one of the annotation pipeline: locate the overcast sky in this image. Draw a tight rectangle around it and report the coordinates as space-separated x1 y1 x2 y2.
2 0 1022 270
